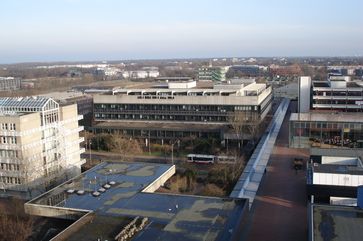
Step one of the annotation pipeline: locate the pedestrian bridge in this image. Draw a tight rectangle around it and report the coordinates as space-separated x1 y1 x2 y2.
230 98 290 208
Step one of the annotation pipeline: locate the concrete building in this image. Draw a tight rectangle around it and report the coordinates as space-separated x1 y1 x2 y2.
25 161 248 241
0 97 85 198
92 81 272 144
0 77 21 91
198 66 230 82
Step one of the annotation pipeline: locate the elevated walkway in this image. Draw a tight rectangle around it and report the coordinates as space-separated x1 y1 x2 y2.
230 98 290 207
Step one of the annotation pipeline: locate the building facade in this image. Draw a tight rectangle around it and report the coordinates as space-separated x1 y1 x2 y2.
312 77 363 112
289 112 363 149
0 97 85 197
92 82 272 144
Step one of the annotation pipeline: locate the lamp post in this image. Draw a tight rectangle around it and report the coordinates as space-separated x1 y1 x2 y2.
89 140 92 162
170 139 180 165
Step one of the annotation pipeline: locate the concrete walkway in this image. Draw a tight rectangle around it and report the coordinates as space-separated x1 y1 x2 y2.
242 101 309 241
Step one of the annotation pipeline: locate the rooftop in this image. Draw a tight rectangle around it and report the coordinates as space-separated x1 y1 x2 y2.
311 163 363 175
312 204 363 241
0 96 58 112
26 162 248 241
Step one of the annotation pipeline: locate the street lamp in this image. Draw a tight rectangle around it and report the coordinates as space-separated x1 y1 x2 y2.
170 139 180 165
89 140 92 162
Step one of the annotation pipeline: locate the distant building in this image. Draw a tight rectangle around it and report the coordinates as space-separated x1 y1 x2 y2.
198 66 230 82
0 97 85 198
0 77 21 91
122 67 160 79
229 65 260 77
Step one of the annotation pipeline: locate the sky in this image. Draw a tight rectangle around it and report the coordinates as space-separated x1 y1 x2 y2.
0 0 362 63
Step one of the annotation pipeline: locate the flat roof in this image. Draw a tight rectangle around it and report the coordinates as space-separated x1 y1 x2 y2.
290 112 363 123
312 163 363 175
27 162 248 241
312 204 363 241
39 91 88 101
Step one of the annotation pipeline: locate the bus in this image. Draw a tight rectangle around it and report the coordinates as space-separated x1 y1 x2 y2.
187 154 215 164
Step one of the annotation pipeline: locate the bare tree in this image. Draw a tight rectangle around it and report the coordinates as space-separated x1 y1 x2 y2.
228 111 262 148
108 134 142 159
0 198 33 241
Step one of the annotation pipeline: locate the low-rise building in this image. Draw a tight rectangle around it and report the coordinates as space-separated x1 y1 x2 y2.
92 81 272 144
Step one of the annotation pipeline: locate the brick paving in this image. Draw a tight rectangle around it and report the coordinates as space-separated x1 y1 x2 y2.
242 101 309 241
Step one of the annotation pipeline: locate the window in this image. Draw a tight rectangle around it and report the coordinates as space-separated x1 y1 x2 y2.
10 137 17 144
2 137 7 144
9 123 16 131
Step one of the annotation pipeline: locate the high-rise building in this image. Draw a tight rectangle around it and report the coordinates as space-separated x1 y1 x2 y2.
0 97 85 197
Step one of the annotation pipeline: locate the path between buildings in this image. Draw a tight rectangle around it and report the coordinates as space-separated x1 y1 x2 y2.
242 101 309 241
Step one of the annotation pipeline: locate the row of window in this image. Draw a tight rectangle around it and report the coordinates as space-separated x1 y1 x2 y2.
0 176 21 185
95 113 231 122
95 128 220 139
1 136 17 144
95 104 259 112
0 150 18 158
0 163 20 171
293 121 363 130
1 123 16 131
313 91 363 97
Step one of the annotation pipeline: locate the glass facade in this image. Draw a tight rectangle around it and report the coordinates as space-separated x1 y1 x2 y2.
289 119 363 149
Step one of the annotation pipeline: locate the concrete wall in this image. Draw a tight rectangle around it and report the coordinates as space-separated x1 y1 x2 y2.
298 76 311 113
142 165 176 193
51 212 94 241
24 203 89 220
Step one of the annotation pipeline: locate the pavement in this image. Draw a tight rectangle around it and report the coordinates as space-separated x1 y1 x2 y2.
242 101 309 241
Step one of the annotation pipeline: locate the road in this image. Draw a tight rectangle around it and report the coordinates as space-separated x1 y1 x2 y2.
242 101 309 241
81 151 184 165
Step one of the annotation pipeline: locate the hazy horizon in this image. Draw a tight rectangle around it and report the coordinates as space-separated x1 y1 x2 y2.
1 0 362 64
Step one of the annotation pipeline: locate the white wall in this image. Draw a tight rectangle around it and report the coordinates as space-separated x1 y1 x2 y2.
313 172 363 186
298 76 311 113
321 156 358 165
